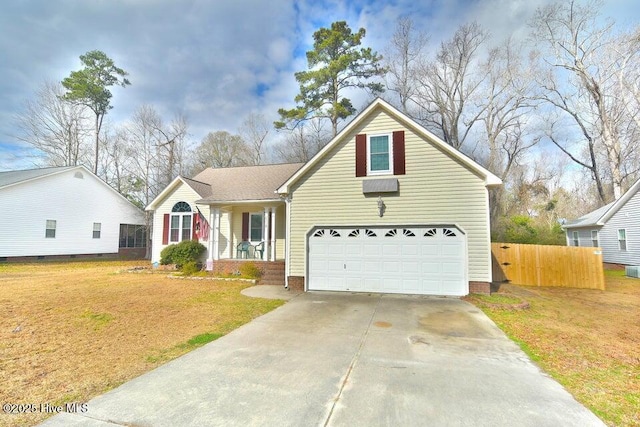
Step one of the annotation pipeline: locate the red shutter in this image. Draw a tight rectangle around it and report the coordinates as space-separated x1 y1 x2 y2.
192 214 198 240
393 131 406 175
355 133 367 177
162 214 170 245
242 212 249 241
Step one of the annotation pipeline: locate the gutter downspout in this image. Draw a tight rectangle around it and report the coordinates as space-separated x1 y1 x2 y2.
284 194 291 290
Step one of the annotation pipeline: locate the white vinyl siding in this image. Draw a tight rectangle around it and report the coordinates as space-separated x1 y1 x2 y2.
288 108 493 283
597 187 640 265
150 183 203 263
565 227 596 248
0 168 144 257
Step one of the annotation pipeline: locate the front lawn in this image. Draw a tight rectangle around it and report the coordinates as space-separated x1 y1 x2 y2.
0 260 284 427
465 271 640 426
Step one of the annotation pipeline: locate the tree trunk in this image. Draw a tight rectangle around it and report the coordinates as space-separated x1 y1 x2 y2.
94 114 99 174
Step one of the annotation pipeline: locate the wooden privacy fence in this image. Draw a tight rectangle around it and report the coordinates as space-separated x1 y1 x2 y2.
492 242 605 290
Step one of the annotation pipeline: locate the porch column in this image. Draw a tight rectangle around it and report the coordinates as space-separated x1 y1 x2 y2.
270 207 276 261
263 207 270 261
206 209 215 271
212 208 220 261
228 212 233 259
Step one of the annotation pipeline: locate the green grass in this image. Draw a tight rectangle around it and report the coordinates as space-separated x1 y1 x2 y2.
466 275 640 426
604 269 626 277
146 332 224 363
187 332 223 347
0 260 286 427
469 293 523 305
81 310 114 330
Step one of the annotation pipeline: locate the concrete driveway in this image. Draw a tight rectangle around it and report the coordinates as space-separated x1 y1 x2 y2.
41 291 604 426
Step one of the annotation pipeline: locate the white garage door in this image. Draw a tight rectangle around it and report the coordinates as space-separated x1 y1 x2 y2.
308 226 467 296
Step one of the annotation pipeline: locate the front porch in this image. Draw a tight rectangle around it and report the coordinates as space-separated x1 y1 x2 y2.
211 259 285 286
203 202 286 268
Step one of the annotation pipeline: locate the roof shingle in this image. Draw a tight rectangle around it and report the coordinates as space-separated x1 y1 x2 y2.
0 166 75 188
192 163 304 202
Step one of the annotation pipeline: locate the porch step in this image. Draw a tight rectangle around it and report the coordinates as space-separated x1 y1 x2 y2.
259 263 285 286
258 279 286 286
211 259 285 286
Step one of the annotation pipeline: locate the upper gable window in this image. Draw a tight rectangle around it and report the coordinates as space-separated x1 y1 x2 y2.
172 202 192 213
368 134 393 175
356 131 405 177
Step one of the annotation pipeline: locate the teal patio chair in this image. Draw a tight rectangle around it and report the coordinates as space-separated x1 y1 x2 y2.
236 241 251 259
253 241 265 259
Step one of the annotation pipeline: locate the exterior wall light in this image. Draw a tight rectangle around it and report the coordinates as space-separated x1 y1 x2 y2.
377 196 386 217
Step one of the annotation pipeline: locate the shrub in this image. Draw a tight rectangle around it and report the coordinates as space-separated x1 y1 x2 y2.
160 240 206 268
239 262 262 279
159 244 176 265
181 261 200 276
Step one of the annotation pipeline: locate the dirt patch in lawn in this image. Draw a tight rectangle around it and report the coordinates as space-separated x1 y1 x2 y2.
0 260 285 427
466 271 640 426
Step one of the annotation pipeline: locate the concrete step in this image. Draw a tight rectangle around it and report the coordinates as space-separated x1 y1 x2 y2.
258 279 286 286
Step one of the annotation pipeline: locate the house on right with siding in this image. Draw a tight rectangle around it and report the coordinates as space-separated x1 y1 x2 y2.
564 178 640 267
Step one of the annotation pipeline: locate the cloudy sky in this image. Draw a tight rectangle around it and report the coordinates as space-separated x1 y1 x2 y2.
1 0 638 171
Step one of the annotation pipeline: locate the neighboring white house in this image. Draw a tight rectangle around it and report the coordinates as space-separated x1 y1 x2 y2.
0 165 146 260
564 178 640 266
146 98 502 295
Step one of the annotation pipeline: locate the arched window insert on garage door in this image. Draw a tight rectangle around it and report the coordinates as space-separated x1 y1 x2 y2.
443 228 457 237
313 229 341 237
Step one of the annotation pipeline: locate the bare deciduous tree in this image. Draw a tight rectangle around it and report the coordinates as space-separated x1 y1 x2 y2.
530 0 640 201
190 131 252 171
477 41 540 224
14 81 91 167
413 22 489 149
383 17 428 114
274 119 330 163
239 112 270 165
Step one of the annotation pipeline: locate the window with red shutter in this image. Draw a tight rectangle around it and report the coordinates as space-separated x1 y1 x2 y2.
162 214 170 245
355 134 367 177
393 131 405 175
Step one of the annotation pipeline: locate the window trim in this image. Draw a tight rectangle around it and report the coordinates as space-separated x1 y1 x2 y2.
591 230 598 247
169 214 192 243
249 212 263 243
45 220 56 239
93 222 101 239
572 231 579 247
169 201 192 243
367 133 394 176
618 228 627 251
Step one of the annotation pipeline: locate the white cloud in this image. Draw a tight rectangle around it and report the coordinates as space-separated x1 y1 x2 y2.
0 0 638 171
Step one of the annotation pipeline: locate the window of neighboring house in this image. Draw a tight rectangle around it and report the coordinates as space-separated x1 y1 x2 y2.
93 222 101 239
45 220 56 238
368 134 393 175
618 229 627 251
572 231 579 247
250 213 263 243
119 224 147 248
170 202 192 243
591 230 599 247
